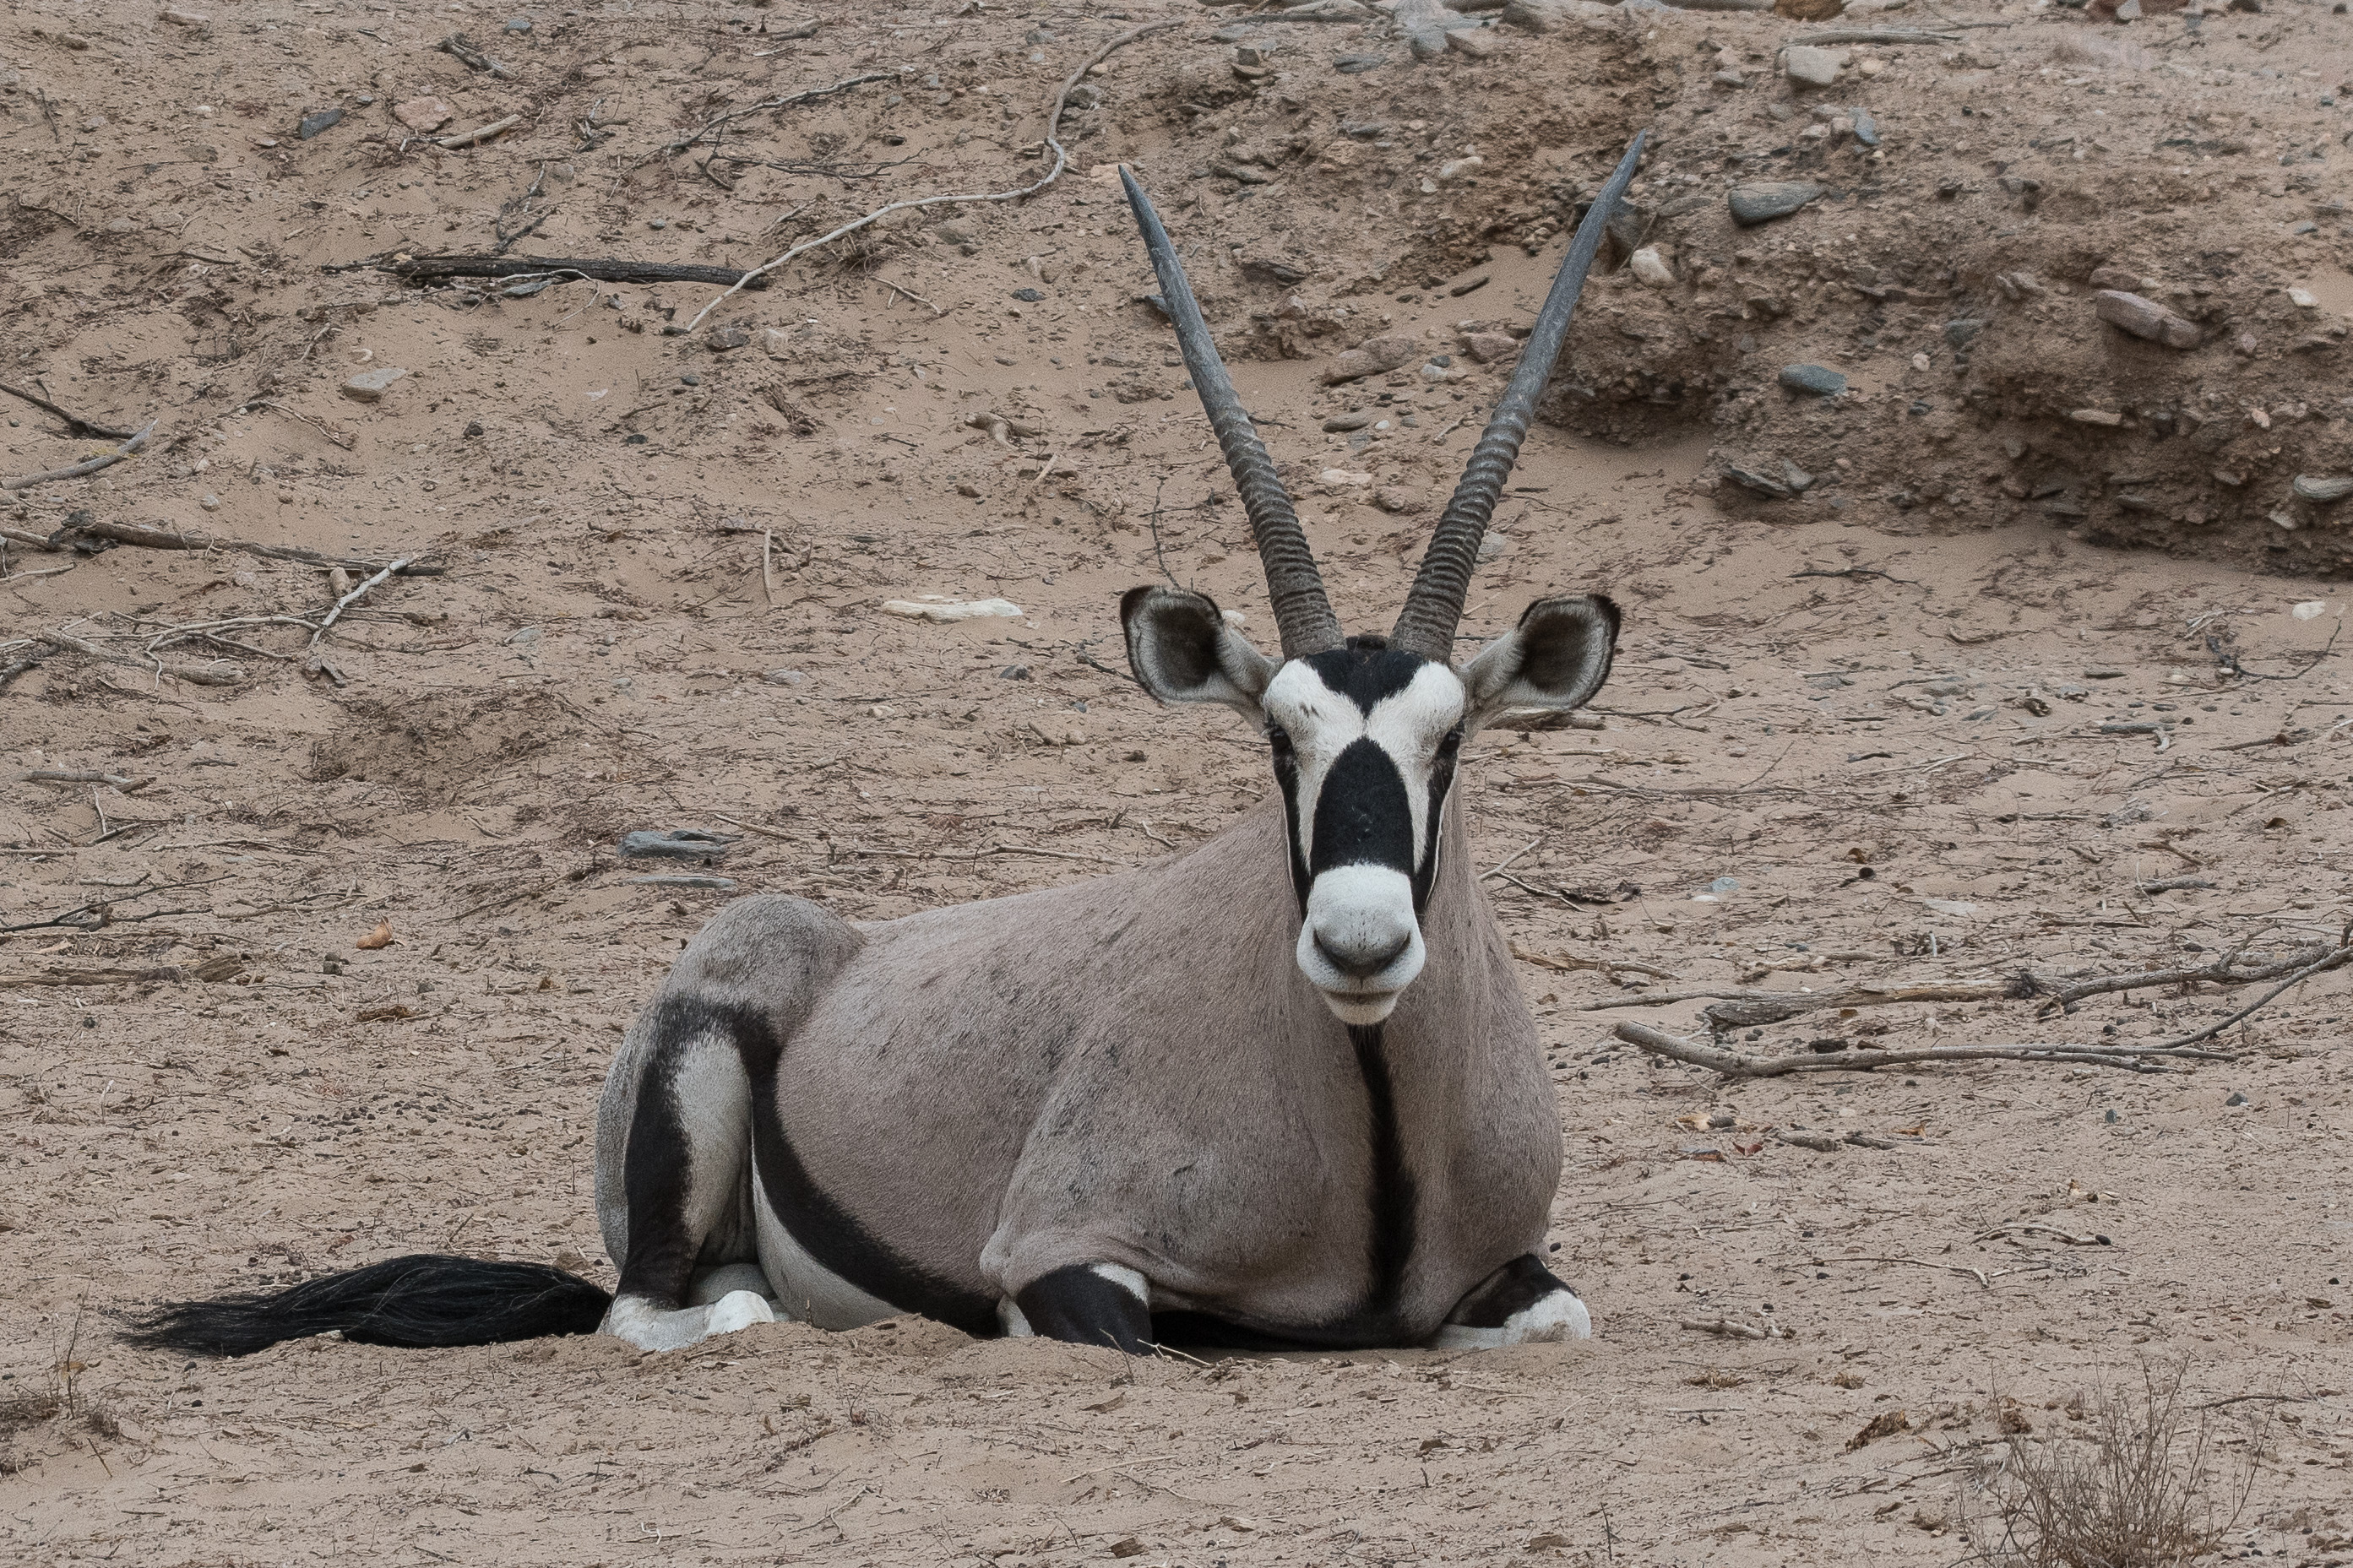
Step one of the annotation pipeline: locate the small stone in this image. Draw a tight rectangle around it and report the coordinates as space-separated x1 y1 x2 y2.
1437 155 1485 181
297 107 345 139
2093 290 2200 350
764 328 792 360
1501 0 1622 31
1922 678 1967 697
341 366 409 402
999 665 1031 681
1447 26 1504 58
1723 464 1793 499
1405 27 1450 61
199 492 221 511
1783 46 1846 87
2288 287 2320 309
1012 287 1045 302
2082 667 2127 680
1476 532 1513 562
1323 333 1421 384
505 15 531 31
1727 181 1823 226
1334 52 1389 73
1629 247 1675 287
1778 363 1846 397
464 420 484 437
1373 486 1424 514
2225 1091 2248 1108
1943 318 1986 348
1850 108 1880 147
762 668 807 686
2069 409 2125 427
709 326 751 350
394 96 454 132
1462 330 1519 363
160 6 210 24
1713 68 1746 88
1323 411 1375 432
1857 55 1883 76
2293 475 2353 503
2088 265 2147 291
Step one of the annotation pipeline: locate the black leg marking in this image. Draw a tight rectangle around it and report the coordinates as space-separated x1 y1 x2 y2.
612 995 709 1310
1447 1254 1571 1329
1015 1265 1151 1354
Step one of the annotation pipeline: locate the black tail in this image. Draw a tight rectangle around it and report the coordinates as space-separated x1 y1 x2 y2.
120 1255 612 1358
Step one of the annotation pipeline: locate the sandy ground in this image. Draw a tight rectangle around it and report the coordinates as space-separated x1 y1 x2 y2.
4 0 2353 1562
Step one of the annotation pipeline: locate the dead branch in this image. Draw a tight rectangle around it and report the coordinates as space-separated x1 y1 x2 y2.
24 768 155 790
2152 941 2351 1050
0 380 135 440
437 31 513 79
345 252 765 290
1613 1020 2231 1078
2 524 64 552
680 18 1180 336
311 558 408 648
35 629 242 686
1813 1255 1991 1289
2037 942 2345 1016
2 416 157 491
1678 1317 1796 1341
660 71 900 155
1 958 245 989
1581 979 2022 1021
50 518 443 576
1789 26 1961 44
1510 941 1678 982
437 114 522 150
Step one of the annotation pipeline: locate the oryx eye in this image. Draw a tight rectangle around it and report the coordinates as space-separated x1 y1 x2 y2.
1436 727 1465 758
1266 725 1295 759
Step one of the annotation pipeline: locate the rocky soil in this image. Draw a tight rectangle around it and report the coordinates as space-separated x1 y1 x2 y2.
3 0 2353 1564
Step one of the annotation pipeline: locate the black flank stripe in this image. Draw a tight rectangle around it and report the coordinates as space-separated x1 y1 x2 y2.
654 997 999 1336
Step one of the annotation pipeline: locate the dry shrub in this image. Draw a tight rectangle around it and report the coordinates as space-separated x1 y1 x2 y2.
1962 1364 2266 1568
0 1308 100 1474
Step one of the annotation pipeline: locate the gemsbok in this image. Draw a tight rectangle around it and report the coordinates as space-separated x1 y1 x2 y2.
129 133 1645 1359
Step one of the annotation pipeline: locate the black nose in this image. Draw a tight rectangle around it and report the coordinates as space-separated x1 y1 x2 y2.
1315 931 1410 980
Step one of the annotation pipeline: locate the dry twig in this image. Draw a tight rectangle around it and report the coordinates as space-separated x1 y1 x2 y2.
310 559 408 649
1614 1021 2231 1078
0 380 134 440
3 416 157 491
681 19 1179 335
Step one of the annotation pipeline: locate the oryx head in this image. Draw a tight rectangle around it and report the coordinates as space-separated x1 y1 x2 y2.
1117 137 1644 1026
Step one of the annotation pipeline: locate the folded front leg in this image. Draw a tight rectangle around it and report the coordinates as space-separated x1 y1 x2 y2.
1432 1254 1591 1349
1003 1263 1153 1354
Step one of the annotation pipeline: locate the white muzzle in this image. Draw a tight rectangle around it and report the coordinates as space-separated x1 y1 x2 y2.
1295 865 1426 1024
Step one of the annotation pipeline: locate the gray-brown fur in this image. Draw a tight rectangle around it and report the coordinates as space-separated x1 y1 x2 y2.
592 795 1557 1343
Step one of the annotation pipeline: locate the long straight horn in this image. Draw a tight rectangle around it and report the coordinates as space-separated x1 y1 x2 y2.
1121 168 1343 659
1389 132 1649 662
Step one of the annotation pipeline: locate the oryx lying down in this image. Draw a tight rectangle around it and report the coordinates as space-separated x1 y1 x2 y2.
128 134 1645 1360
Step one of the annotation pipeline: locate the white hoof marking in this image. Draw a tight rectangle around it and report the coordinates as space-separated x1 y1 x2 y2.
1431 1288 1593 1350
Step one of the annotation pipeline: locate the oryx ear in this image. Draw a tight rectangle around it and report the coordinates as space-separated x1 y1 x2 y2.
1461 594 1621 730
1121 585 1279 719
